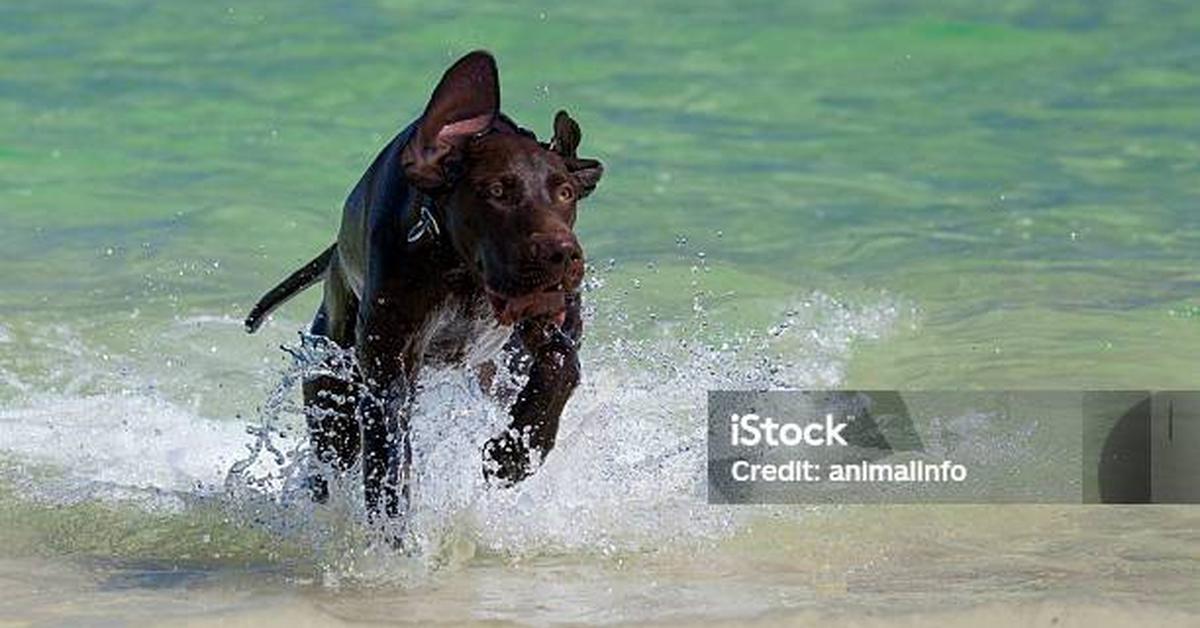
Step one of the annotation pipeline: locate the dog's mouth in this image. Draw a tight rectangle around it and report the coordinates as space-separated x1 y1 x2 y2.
485 282 568 326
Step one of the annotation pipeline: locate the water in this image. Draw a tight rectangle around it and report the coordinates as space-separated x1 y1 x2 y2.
2 1 1199 625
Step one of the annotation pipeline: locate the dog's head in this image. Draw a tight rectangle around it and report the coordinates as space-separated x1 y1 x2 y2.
400 51 603 325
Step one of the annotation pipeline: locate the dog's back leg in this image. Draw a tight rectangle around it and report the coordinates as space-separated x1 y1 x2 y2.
302 263 361 503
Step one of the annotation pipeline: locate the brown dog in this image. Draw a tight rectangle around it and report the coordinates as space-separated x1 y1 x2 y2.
244 51 603 519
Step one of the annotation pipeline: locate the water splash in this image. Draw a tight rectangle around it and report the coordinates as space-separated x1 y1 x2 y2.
212 289 903 581
0 286 903 584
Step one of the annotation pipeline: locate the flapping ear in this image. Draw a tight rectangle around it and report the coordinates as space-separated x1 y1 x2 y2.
549 110 581 157
568 156 603 199
401 51 500 189
549 110 604 200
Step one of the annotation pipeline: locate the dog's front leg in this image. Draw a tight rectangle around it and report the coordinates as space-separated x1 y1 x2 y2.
357 373 412 520
356 309 422 521
483 307 582 486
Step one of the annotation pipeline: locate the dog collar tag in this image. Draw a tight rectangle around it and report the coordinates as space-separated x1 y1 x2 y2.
407 202 440 243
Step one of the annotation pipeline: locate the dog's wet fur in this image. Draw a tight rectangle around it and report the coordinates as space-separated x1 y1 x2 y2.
244 51 603 520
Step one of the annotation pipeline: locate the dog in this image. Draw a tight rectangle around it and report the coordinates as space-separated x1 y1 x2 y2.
243 51 603 519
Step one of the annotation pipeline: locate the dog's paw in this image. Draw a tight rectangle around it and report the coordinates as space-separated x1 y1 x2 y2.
482 432 533 487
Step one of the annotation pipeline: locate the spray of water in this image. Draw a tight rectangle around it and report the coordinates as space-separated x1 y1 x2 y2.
211 287 905 583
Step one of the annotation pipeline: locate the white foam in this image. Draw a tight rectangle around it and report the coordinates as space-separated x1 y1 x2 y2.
0 392 293 509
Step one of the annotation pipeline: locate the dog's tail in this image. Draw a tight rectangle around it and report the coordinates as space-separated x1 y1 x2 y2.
244 244 336 333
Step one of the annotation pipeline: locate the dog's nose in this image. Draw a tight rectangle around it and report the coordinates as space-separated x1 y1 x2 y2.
533 233 582 267
548 237 582 267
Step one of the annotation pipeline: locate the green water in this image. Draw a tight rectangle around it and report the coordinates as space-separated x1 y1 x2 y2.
2 1 1199 625
5 2 1200 391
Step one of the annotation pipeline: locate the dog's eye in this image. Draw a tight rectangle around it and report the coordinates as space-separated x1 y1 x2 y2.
486 182 505 199
556 184 575 203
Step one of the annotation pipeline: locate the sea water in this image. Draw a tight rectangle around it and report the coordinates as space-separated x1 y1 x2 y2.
2 1 1199 625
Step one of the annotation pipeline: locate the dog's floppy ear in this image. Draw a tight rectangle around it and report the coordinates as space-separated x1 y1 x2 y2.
568 156 603 199
550 110 604 200
401 50 500 189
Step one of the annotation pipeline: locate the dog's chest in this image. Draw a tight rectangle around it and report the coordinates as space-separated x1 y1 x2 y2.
422 294 512 367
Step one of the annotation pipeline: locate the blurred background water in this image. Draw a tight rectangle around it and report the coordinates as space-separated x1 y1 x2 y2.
1 1 1198 625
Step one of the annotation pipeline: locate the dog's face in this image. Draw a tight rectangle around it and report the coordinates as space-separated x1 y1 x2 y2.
450 132 588 325
400 52 603 325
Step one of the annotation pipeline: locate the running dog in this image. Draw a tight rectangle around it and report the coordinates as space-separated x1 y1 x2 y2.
244 51 603 519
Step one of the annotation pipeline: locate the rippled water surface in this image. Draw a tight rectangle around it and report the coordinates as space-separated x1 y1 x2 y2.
2 1 1199 625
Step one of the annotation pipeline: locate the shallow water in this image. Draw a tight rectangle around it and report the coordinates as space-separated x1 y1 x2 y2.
2 1 1199 625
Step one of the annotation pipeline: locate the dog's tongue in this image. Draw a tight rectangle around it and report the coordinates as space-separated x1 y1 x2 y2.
488 291 566 326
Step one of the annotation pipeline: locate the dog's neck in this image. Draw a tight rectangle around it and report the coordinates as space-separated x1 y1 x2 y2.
403 187 479 292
